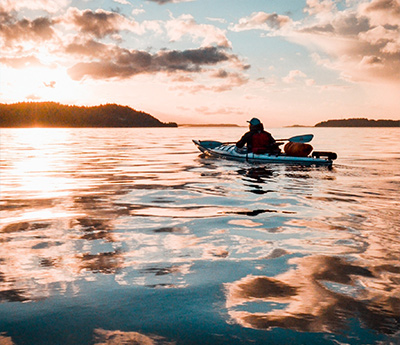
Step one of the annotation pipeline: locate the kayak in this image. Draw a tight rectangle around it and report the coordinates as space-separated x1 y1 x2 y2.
193 140 337 167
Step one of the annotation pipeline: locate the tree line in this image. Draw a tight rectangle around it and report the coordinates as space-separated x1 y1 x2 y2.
315 118 399 127
0 102 178 128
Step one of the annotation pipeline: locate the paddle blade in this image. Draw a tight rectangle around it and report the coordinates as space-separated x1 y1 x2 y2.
193 140 223 149
288 134 314 143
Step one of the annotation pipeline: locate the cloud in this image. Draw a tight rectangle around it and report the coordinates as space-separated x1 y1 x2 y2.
44 81 56 88
206 17 227 24
64 39 111 56
211 69 229 78
304 0 336 16
168 68 249 93
0 0 68 13
359 55 384 67
230 1 400 84
211 69 248 83
67 45 245 80
300 11 370 36
132 8 146 16
145 0 194 4
0 15 56 45
282 70 307 84
306 79 316 86
230 12 293 32
166 14 231 48
193 105 245 116
0 4 247 94
170 78 248 94
210 70 249 91
0 55 43 68
294 0 400 83
64 8 140 38
26 93 42 100
360 0 400 26
359 23 400 54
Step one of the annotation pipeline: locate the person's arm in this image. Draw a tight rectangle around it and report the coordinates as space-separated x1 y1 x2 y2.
236 132 251 148
268 132 276 145
266 132 281 153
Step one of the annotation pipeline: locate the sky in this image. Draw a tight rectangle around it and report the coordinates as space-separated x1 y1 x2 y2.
0 0 399 126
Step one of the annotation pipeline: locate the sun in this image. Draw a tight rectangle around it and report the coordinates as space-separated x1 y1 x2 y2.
1 64 87 104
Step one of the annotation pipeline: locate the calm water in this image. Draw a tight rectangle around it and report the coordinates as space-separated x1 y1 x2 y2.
0 127 399 345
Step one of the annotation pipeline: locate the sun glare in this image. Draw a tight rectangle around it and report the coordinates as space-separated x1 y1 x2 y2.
2 65 84 104
3 129 75 198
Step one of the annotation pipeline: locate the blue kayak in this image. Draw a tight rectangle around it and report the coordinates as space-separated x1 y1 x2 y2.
193 140 337 167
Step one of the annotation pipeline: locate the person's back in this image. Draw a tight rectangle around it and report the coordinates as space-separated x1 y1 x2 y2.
251 129 275 153
236 118 280 154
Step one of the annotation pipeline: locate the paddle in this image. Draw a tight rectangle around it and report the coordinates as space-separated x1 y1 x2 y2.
223 134 314 145
277 134 314 143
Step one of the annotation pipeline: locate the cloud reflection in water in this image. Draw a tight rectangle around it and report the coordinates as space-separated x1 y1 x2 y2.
225 255 400 334
93 329 175 345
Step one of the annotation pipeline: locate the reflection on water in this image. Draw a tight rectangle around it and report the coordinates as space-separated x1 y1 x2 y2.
225 255 399 334
0 127 399 344
93 329 175 345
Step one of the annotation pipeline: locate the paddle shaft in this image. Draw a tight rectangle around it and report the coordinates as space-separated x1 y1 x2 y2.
224 134 314 145
277 134 313 143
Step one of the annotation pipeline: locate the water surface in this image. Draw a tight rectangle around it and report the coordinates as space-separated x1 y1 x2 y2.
0 127 399 344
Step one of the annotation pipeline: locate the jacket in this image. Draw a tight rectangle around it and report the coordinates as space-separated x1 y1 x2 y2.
236 124 278 153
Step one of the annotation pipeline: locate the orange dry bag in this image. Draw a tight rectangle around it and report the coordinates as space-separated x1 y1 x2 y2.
284 142 313 157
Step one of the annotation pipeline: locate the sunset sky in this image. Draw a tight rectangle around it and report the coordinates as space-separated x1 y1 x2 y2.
1 0 399 126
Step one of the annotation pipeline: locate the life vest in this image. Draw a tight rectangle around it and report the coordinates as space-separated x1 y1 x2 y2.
284 142 313 157
251 131 273 153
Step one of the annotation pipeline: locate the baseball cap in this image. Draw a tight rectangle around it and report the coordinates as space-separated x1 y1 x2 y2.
247 118 261 126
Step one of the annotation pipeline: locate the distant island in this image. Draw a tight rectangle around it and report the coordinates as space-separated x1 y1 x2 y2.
315 118 399 127
0 102 177 128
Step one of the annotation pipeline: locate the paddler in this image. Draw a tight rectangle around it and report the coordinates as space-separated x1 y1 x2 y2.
236 118 281 154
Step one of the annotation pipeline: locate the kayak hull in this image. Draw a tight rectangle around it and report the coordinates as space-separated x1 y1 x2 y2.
193 140 335 167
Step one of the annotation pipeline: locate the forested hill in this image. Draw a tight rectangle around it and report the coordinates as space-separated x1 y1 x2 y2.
0 102 177 128
315 118 399 127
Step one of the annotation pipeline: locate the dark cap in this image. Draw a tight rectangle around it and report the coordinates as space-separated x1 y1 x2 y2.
247 118 261 126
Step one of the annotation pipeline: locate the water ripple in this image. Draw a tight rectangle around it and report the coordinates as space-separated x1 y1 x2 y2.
0 127 399 344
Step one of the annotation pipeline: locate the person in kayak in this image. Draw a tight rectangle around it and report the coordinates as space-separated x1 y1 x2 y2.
236 118 281 154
